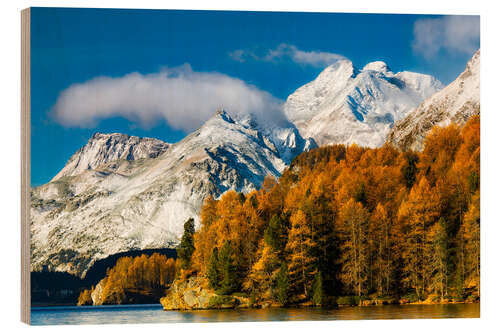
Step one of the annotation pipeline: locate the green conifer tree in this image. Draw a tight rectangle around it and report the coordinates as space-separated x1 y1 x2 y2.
207 247 219 289
264 214 287 253
218 241 238 295
178 218 196 270
312 272 324 306
274 262 290 306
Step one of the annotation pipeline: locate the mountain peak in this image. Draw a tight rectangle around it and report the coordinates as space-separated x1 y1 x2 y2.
387 49 480 151
363 61 391 73
319 59 357 80
213 108 235 123
51 132 170 181
284 56 443 147
461 49 480 79
90 132 129 141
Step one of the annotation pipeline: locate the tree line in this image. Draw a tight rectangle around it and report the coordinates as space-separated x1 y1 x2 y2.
181 116 479 306
78 253 177 305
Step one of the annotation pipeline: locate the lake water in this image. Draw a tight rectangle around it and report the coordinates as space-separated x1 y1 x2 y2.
30 303 479 325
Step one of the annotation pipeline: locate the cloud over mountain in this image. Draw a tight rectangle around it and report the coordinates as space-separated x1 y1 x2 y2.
52 64 287 132
230 43 346 67
412 16 480 59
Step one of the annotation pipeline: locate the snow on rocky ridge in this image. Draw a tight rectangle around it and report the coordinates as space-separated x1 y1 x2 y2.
387 50 480 151
284 58 443 147
52 133 171 181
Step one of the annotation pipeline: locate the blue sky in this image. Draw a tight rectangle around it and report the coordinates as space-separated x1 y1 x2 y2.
30 8 479 186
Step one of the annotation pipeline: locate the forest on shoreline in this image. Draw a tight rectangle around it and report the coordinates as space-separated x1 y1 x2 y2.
181 116 480 307
79 117 480 307
78 253 177 305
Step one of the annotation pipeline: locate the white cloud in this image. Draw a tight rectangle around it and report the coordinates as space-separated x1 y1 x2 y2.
230 43 345 67
290 47 346 67
52 64 288 132
413 16 480 59
228 49 250 63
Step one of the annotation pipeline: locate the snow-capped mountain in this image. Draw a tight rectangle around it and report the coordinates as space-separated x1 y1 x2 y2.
233 114 317 165
387 50 480 151
284 59 443 147
52 133 170 181
30 110 312 277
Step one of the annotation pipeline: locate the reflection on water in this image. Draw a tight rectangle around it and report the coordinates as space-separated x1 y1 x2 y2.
31 303 480 325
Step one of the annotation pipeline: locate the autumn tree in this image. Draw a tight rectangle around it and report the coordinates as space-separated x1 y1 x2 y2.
419 124 463 186
462 192 480 296
285 209 316 299
77 288 93 306
428 218 449 300
397 177 440 300
80 253 177 305
337 198 370 297
369 203 393 295
193 196 219 271
244 241 280 299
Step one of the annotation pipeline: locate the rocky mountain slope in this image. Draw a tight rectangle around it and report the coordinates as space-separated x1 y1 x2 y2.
30 110 313 277
52 133 170 181
284 59 443 147
387 50 480 151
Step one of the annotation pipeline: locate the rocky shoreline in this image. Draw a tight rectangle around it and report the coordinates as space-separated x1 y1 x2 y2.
160 276 479 311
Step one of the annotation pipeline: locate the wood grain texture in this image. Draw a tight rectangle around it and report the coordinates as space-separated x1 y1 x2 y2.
21 7 31 325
